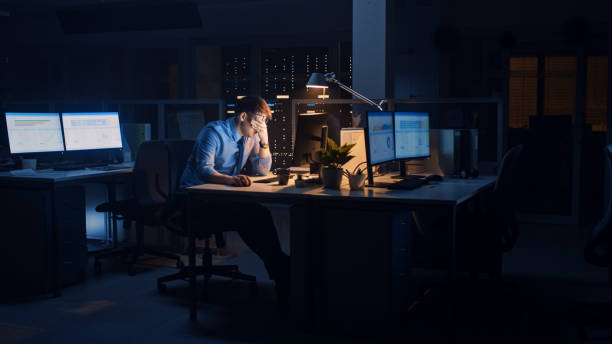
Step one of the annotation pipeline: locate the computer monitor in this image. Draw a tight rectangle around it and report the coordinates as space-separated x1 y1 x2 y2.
5 112 65 154
291 113 328 167
365 111 395 166
62 112 123 151
394 112 430 160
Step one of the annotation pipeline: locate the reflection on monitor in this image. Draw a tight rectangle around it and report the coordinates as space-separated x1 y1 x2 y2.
366 111 395 165
5 112 65 154
292 113 328 167
394 112 430 160
62 112 123 151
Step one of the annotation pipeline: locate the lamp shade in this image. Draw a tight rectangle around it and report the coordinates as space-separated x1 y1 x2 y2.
306 73 328 88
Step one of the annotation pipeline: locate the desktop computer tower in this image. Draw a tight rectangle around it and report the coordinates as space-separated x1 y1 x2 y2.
424 129 478 178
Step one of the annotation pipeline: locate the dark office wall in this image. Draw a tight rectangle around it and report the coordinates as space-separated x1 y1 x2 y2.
2 0 352 102
389 0 610 100
440 0 610 98
8 1 352 44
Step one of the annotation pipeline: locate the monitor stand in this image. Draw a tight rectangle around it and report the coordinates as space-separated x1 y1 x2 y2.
365 163 398 188
391 161 424 179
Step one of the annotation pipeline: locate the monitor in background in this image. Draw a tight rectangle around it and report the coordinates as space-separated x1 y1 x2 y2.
366 111 395 165
5 112 65 154
394 111 430 160
62 112 123 151
291 112 328 167
340 128 367 175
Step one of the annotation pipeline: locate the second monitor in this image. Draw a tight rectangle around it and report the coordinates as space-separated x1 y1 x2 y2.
62 112 123 151
394 111 430 160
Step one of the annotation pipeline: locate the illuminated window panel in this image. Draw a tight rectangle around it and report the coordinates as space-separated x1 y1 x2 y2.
543 56 576 120
508 57 538 128
585 56 608 132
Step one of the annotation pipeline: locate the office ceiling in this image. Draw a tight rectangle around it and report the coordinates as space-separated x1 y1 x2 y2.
1 0 351 43
0 0 269 11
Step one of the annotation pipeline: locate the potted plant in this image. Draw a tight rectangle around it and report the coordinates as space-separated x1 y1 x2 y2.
319 138 355 189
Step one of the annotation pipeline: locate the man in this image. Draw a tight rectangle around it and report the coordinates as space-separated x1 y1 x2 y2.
179 96 289 303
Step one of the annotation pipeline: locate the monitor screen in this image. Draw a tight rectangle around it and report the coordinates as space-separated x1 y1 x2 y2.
62 112 123 151
5 112 65 154
394 112 430 160
291 113 328 167
366 111 395 165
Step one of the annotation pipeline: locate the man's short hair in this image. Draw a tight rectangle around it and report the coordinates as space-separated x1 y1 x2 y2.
235 96 272 119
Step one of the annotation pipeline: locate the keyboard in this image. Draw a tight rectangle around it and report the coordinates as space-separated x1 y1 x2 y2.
94 165 128 171
254 176 279 183
53 162 108 171
379 178 428 190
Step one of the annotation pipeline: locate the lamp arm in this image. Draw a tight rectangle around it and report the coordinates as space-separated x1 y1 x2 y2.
325 74 384 111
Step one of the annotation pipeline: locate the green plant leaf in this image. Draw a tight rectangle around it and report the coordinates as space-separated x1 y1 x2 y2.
320 138 356 168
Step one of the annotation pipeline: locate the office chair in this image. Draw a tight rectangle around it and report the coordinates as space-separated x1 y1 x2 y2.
492 144 524 253
584 145 612 276
468 144 524 278
93 140 181 275
580 145 612 341
155 139 256 300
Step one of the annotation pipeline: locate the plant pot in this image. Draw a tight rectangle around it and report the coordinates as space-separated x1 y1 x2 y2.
321 167 343 189
348 174 367 190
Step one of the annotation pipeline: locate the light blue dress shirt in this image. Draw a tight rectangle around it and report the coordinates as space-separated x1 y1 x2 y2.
179 117 272 188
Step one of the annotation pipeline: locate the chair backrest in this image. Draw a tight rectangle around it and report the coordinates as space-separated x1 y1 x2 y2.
494 144 524 209
133 140 171 205
585 145 612 268
160 139 195 234
165 139 196 197
493 144 524 252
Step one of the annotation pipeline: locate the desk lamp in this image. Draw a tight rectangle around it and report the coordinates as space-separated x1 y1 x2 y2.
306 72 385 111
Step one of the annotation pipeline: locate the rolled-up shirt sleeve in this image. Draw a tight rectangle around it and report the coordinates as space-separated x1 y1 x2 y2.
248 135 272 175
194 128 220 181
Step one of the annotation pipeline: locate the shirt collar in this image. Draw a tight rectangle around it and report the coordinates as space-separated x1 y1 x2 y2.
227 117 243 143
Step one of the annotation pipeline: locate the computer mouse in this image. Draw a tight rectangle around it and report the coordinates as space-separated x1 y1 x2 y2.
426 174 443 182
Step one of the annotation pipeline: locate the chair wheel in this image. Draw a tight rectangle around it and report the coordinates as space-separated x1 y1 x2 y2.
157 282 167 293
94 261 102 275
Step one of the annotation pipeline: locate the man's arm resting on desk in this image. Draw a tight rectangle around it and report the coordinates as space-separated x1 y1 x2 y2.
207 172 252 187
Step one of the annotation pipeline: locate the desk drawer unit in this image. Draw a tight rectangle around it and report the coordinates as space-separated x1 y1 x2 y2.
0 186 86 298
320 208 416 330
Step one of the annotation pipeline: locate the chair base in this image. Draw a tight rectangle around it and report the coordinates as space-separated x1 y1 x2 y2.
157 264 257 298
93 245 181 276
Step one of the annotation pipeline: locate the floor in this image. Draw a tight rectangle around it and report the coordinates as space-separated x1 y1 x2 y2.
1 222 611 343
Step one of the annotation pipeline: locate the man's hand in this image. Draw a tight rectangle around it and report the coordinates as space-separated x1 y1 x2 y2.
251 117 269 146
229 174 251 187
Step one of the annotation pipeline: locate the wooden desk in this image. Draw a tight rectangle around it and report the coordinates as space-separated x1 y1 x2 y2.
0 164 133 298
186 175 496 327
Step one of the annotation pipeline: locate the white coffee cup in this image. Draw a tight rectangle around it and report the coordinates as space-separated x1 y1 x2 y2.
22 158 37 170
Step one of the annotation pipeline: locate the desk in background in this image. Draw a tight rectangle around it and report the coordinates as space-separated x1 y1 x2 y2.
186 174 496 329
0 164 133 298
